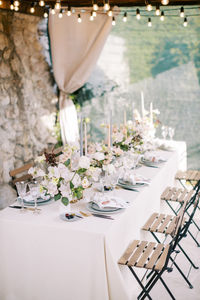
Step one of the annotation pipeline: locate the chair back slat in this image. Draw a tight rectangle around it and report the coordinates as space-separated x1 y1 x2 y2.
9 162 33 185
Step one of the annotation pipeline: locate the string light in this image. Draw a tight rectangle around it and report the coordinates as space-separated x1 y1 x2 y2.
104 0 110 11
123 12 127 22
108 9 112 17
92 10 97 17
58 9 63 18
183 17 188 26
155 5 161 16
55 1 61 10
161 0 169 5
14 5 19 10
14 0 19 6
136 8 141 20
93 1 98 11
90 11 94 21
30 2 35 13
67 5 71 16
112 16 116 26
44 10 48 18
10 0 14 10
0 0 2 5
77 13 82 23
51 8 55 14
39 0 45 6
146 2 152 11
160 11 165 21
148 17 152 27
180 7 184 17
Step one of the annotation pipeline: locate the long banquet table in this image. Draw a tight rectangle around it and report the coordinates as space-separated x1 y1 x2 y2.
0 141 186 300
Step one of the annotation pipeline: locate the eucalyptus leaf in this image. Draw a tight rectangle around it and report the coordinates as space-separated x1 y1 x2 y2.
61 197 69 206
54 193 61 201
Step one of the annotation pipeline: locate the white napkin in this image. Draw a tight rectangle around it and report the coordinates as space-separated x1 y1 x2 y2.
143 152 166 163
93 194 127 209
122 171 150 185
22 192 50 202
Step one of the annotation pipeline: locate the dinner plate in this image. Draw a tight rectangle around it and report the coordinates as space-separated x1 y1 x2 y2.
118 179 148 188
60 213 81 222
86 202 124 215
141 157 166 167
18 197 53 206
91 202 121 212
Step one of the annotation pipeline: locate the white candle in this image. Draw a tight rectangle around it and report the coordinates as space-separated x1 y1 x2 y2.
110 110 112 148
80 116 83 156
132 102 135 122
108 123 111 148
150 102 153 124
141 91 145 119
84 122 87 156
124 109 127 126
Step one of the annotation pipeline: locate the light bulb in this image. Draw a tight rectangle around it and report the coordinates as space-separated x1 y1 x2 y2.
104 1 110 11
123 12 127 22
58 9 62 18
39 0 44 6
108 10 112 17
112 16 116 26
10 1 14 10
160 11 164 21
93 2 98 11
30 6 35 13
180 7 184 18
14 0 19 6
148 17 152 27
67 6 71 16
51 8 55 14
146 3 152 11
55 1 61 10
0 0 2 5
44 11 48 18
136 8 141 20
161 0 169 5
92 11 97 17
183 17 187 27
90 12 94 21
78 14 82 23
155 5 160 15
14 5 19 10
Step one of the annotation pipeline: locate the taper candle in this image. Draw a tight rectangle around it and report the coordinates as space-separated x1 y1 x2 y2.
141 91 145 119
80 115 83 156
84 122 87 156
150 102 153 124
110 110 112 147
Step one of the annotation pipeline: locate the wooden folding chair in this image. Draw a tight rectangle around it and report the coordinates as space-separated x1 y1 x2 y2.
161 185 200 247
118 196 187 300
175 170 200 189
142 184 200 285
9 162 33 185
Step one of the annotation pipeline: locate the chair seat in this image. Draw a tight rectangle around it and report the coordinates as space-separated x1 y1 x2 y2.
161 187 194 203
176 170 200 182
142 213 178 235
118 240 170 271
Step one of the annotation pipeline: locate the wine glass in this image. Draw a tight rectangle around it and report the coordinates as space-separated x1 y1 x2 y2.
15 181 28 213
168 127 175 140
28 181 40 214
161 125 168 140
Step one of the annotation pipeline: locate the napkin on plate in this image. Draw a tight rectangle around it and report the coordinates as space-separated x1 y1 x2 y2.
92 194 127 209
143 152 166 163
122 171 150 185
22 192 50 202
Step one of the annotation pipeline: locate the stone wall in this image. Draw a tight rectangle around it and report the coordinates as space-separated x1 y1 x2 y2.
0 10 57 183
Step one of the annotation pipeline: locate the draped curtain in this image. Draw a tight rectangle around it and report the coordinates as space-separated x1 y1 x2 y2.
48 11 112 145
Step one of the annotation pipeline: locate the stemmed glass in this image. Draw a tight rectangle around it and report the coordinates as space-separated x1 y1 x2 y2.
168 127 175 140
28 181 40 214
15 181 28 212
161 125 168 140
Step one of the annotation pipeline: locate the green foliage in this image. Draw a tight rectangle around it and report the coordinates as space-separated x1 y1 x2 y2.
64 159 70 167
61 197 69 206
54 193 61 201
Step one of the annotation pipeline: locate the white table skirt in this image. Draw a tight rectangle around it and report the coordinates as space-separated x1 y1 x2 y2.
0 142 186 300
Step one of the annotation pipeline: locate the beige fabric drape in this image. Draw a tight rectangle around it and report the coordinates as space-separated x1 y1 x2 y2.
49 11 112 145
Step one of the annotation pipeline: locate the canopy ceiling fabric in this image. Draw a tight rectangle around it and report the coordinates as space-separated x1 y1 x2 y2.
49 11 113 145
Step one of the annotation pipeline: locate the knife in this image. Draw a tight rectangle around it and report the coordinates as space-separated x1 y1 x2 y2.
92 213 114 220
9 205 41 211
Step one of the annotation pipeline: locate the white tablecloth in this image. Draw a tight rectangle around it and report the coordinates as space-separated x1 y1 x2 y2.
0 142 186 300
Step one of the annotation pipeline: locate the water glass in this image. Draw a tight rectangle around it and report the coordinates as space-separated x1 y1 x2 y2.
28 181 40 214
168 127 175 140
161 125 168 140
15 181 28 213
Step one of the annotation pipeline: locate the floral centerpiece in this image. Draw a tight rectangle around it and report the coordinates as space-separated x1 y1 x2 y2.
28 145 92 205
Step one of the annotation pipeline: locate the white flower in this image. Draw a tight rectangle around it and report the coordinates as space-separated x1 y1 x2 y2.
28 167 45 178
86 166 102 182
45 182 58 196
81 177 90 189
71 173 81 188
34 154 46 164
124 136 132 145
113 132 124 143
103 164 116 175
57 163 73 181
93 152 105 161
59 182 71 198
113 147 123 157
79 156 90 169
48 166 60 179
71 152 80 171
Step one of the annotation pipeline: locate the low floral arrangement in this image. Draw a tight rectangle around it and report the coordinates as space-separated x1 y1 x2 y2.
28 145 94 205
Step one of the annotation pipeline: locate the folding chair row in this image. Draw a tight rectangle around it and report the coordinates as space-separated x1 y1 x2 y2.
118 193 188 300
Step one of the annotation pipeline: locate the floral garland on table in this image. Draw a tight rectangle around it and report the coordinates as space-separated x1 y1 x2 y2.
28 145 94 205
